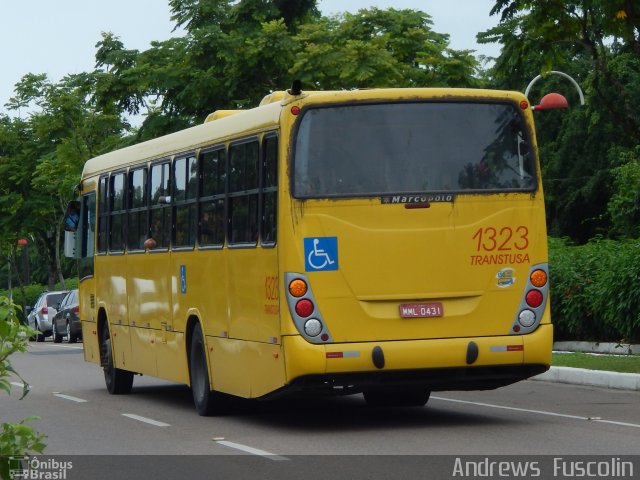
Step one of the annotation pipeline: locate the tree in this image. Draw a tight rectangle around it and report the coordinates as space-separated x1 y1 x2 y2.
91 1 481 139
479 1 640 242
291 8 480 90
1 73 127 288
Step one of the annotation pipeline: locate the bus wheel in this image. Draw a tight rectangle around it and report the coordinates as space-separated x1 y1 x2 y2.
189 323 228 416
102 325 134 395
363 388 431 408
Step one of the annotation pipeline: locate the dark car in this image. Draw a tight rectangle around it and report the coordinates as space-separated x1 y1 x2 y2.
52 289 82 343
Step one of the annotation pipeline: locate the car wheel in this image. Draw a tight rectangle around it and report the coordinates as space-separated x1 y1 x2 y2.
53 323 63 343
66 321 77 343
35 322 45 342
101 324 134 394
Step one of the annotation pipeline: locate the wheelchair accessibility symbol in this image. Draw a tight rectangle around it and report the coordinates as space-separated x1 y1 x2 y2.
304 237 339 271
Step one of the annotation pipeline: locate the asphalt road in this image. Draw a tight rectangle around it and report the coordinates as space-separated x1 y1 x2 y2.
2 340 640 479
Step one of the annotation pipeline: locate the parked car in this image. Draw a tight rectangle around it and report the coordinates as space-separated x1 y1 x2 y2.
26 291 69 342
52 289 82 343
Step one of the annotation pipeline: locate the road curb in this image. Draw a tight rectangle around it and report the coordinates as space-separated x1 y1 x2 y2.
532 366 640 391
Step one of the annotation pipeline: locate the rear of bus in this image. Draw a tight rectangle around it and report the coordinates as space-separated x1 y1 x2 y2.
277 89 552 403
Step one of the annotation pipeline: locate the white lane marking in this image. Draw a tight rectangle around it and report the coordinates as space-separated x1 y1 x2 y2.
122 413 171 427
10 382 25 388
52 393 88 403
215 440 289 461
431 396 640 428
36 344 83 350
593 419 640 429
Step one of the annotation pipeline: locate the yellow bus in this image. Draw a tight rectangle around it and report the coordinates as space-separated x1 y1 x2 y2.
66 85 553 415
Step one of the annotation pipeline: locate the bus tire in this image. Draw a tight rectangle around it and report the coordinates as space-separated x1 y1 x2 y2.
363 388 431 408
189 323 228 416
102 324 134 395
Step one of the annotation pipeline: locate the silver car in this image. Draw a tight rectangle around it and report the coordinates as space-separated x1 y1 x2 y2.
27 291 68 342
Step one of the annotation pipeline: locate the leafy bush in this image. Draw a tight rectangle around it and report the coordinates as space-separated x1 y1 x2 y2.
549 237 640 342
0 296 46 477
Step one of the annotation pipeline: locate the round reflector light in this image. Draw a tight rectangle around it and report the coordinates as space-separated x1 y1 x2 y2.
304 319 322 337
291 105 301 115
530 269 548 288
520 100 529 110
295 299 314 317
518 309 536 327
525 289 544 308
288 279 308 297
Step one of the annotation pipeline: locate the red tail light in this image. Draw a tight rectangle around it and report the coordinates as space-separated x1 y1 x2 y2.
73 306 79 314
525 290 543 308
42 307 48 315
295 299 314 318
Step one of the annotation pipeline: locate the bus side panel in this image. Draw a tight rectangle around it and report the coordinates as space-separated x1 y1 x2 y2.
207 336 286 398
126 252 172 377
79 276 99 364
227 248 280 343
96 255 132 371
170 250 227 338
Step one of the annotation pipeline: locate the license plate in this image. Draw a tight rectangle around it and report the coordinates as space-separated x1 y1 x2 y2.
399 302 444 318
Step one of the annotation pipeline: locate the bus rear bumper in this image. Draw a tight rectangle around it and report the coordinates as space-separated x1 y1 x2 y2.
277 323 552 397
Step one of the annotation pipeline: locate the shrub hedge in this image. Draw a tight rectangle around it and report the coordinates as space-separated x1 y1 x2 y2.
548 237 640 343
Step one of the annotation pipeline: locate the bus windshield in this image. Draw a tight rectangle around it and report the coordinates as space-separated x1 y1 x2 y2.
293 101 536 198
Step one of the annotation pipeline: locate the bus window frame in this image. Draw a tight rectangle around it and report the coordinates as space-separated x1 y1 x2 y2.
127 165 149 254
198 144 227 251
260 132 278 248
289 99 538 200
172 151 198 251
108 169 127 255
227 136 260 249
148 159 172 252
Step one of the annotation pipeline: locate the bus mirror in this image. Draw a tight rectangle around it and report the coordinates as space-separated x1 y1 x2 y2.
64 200 81 232
532 93 569 112
64 230 78 259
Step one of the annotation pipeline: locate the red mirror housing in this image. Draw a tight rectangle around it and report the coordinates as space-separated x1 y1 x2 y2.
533 93 569 111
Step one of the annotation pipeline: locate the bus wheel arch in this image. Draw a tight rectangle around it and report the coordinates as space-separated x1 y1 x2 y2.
98 308 134 395
187 318 230 416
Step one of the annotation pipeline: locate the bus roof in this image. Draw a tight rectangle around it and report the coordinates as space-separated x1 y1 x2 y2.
82 100 283 178
82 87 527 179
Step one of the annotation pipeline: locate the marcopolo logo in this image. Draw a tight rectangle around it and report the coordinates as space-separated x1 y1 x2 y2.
9 456 73 480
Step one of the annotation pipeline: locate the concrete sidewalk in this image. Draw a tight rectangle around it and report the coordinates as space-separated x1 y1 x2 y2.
528 341 640 391
532 366 640 391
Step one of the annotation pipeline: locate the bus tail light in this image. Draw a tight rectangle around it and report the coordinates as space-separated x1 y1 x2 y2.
295 299 314 317
304 319 323 337
525 290 543 308
511 263 549 335
284 272 333 344
288 279 308 297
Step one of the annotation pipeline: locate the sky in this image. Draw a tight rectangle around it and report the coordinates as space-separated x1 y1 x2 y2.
0 0 500 115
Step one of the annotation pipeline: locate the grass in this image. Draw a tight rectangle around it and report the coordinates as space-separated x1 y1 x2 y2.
552 352 640 374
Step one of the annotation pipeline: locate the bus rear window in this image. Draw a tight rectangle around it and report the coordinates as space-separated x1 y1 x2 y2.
293 102 535 198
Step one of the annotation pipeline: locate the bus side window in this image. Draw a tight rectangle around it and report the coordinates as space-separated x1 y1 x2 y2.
261 134 278 246
229 139 259 245
199 147 226 247
149 162 171 249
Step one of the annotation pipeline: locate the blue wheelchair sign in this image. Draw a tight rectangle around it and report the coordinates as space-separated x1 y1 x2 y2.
304 237 339 272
